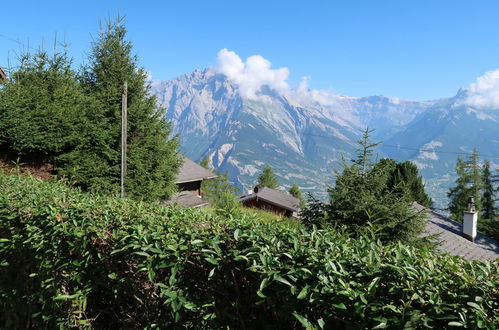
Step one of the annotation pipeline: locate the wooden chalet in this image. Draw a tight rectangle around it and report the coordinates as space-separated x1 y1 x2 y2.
239 186 300 217
165 156 218 208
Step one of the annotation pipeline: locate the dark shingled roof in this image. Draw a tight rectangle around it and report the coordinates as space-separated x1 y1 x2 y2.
239 187 300 212
164 191 209 208
176 157 218 183
414 203 498 262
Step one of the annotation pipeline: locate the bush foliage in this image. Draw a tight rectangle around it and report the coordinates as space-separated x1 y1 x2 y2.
1 173 497 329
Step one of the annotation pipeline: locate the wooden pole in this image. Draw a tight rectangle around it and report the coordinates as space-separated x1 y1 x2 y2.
121 82 127 198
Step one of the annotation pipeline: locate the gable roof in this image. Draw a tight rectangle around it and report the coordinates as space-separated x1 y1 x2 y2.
176 157 218 184
239 187 300 212
414 203 498 262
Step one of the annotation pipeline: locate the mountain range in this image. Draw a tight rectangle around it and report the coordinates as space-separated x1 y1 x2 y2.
151 69 499 207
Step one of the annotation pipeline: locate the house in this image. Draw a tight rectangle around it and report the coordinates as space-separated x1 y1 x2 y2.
165 156 218 208
239 186 300 217
414 203 498 262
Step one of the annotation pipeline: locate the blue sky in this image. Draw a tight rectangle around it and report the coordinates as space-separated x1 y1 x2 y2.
1 0 499 100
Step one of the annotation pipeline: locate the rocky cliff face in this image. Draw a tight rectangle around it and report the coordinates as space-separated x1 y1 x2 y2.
151 69 498 205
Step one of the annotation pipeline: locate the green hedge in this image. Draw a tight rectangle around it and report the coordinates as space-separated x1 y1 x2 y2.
0 173 497 329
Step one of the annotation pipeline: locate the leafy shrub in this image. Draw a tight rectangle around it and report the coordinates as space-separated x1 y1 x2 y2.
1 173 497 329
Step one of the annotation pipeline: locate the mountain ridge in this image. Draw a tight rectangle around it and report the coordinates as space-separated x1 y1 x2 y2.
151 68 499 206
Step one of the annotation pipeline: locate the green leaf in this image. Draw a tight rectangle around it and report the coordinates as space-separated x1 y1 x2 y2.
448 321 464 327
466 302 481 310
292 312 312 328
275 276 293 287
297 285 309 300
234 228 241 240
332 303 347 310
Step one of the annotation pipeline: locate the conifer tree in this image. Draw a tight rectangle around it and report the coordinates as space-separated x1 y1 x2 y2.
199 156 210 170
199 158 240 210
62 18 181 200
481 160 497 220
387 160 433 207
448 156 471 220
0 49 89 162
304 128 426 243
257 166 279 189
448 150 482 220
289 183 305 208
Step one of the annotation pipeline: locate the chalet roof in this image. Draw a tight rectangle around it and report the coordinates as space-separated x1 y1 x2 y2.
414 203 498 262
176 157 218 184
164 191 209 208
239 187 300 212
0 67 7 82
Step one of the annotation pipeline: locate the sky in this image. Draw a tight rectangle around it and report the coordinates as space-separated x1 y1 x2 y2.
2 0 499 101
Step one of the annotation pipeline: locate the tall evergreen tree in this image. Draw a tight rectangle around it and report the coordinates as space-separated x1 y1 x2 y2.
481 160 497 220
323 130 426 243
0 49 90 162
257 166 279 189
448 150 482 220
289 183 305 208
62 18 181 200
448 156 471 220
387 160 433 207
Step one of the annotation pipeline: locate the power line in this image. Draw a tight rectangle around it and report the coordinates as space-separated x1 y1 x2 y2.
243 120 499 160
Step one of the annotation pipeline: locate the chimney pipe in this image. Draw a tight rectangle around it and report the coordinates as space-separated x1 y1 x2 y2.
463 196 478 242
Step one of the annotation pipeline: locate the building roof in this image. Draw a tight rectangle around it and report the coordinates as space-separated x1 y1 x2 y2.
176 156 218 184
239 186 300 212
164 191 209 208
414 203 498 262
0 67 7 82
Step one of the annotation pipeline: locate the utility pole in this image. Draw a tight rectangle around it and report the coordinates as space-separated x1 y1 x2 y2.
121 82 127 198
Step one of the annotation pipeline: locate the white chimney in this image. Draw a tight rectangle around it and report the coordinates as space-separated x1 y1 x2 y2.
463 196 478 242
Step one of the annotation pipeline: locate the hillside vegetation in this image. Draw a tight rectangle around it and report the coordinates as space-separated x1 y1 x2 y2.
1 172 497 329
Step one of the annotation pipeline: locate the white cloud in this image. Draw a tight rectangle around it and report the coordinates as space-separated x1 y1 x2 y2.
214 49 340 106
464 69 499 109
293 76 336 106
215 48 290 99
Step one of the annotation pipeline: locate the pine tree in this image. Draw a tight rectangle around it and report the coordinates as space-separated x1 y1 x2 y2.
199 156 210 170
353 127 380 175
387 160 433 207
62 18 181 200
448 156 471 220
0 49 89 162
289 183 305 208
324 130 426 243
257 166 279 189
448 150 482 220
481 160 497 220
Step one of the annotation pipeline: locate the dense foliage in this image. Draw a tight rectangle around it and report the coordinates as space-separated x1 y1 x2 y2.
0 18 181 201
302 129 427 244
289 182 305 208
258 165 279 189
383 159 433 207
199 158 240 212
448 151 498 225
481 160 497 220
0 51 91 160
448 150 483 220
1 172 497 329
